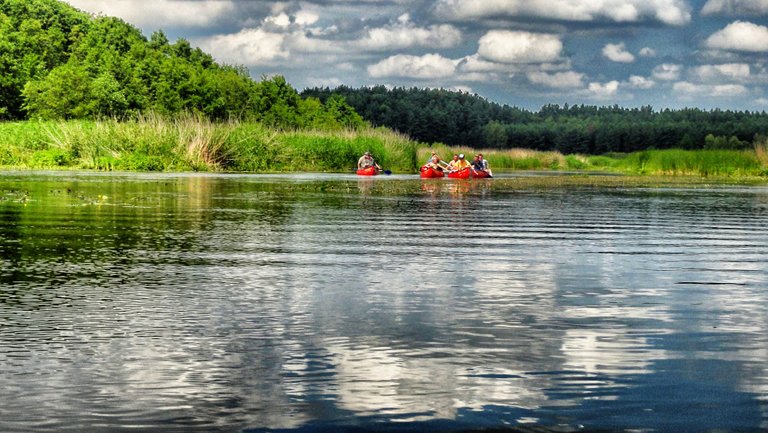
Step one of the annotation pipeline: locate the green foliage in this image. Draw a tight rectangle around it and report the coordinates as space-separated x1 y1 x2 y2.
3 0 365 131
22 60 92 118
0 117 415 172
0 0 89 119
305 87 768 154
754 134 768 167
0 119 51 149
4 117 767 177
610 149 761 176
28 148 72 167
220 123 276 172
419 147 565 172
249 75 302 128
324 94 365 130
415 145 766 177
582 155 616 168
565 155 588 170
483 121 508 147
704 134 748 150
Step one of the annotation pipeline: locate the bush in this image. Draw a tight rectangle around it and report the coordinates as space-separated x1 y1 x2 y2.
28 148 73 167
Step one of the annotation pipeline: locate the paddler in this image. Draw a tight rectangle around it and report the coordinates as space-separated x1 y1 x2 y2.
357 151 382 171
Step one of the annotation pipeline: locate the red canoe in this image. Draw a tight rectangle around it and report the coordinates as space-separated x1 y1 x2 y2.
447 167 471 179
420 166 445 178
471 169 492 179
356 166 379 176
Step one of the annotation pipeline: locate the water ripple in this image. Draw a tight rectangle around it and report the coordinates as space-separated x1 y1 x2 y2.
1 174 768 432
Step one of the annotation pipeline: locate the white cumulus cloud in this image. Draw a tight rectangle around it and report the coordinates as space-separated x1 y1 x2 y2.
527 71 585 88
689 63 751 83
367 53 458 79
628 75 655 89
702 0 768 16
63 0 235 29
478 30 563 64
652 63 683 80
432 0 691 25
639 47 657 57
673 81 749 97
603 43 636 62
359 22 461 51
295 10 320 26
705 21 768 52
458 55 512 73
197 28 288 66
265 12 291 28
587 80 621 99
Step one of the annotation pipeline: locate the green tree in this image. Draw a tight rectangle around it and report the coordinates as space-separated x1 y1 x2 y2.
251 75 302 128
483 120 508 148
22 60 91 118
89 72 128 116
325 94 365 129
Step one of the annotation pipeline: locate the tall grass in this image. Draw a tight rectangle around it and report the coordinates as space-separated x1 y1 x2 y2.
276 127 416 173
610 149 762 176
419 146 566 170
418 145 766 176
755 136 768 167
1 116 417 172
3 117 766 177
0 120 59 166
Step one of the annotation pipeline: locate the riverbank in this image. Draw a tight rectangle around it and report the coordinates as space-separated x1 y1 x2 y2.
0 116 417 173
2 118 767 177
419 144 768 177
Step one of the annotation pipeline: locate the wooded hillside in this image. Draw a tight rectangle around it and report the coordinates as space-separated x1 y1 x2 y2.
0 0 364 130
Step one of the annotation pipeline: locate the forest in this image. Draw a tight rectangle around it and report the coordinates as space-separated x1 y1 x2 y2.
0 0 364 130
303 86 768 154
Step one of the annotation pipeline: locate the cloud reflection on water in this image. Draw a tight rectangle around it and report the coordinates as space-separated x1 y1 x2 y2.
2 174 768 432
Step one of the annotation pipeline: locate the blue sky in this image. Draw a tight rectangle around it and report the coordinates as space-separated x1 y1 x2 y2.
63 0 768 111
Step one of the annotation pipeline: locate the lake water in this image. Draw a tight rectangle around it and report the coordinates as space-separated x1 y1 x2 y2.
2 171 768 433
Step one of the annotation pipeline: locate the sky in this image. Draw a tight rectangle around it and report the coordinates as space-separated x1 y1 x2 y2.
61 0 768 112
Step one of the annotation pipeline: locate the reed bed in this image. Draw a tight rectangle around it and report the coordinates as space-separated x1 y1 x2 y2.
1 117 416 173
755 137 768 167
418 146 567 170
419 145 767 177
3 117 767 177
608 149 763 176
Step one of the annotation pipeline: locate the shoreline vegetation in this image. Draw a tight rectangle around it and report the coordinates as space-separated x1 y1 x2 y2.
2 117 768 178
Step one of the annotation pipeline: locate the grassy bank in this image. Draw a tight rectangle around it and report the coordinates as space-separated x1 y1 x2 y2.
0 116 417 173
2 118 767 177
419 145 768 177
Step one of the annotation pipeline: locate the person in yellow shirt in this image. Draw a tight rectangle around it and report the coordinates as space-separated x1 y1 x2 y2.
451 153 471 171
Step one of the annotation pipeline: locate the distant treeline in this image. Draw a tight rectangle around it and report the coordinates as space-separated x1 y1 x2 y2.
0 0 364 130
302 86 768 153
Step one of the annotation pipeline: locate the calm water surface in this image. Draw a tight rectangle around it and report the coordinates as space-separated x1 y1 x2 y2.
1 171 768 433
